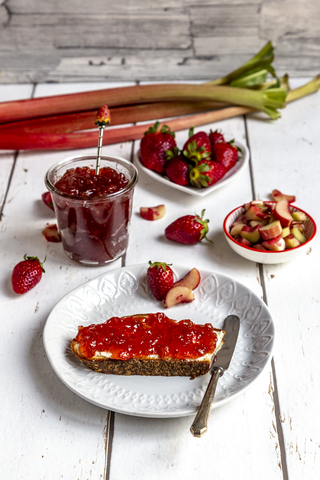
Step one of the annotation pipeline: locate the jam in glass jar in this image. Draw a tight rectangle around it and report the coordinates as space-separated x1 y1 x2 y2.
45 155 138 266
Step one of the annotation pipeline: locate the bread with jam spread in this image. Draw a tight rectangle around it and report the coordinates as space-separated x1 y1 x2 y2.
71 313 225 379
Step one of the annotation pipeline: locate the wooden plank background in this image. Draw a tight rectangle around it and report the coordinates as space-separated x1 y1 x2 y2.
0 0 319 83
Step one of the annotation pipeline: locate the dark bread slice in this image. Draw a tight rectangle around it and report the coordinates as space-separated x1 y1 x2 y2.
71 313 225 379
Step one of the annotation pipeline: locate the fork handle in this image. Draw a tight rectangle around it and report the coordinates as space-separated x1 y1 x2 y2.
190 367 224 437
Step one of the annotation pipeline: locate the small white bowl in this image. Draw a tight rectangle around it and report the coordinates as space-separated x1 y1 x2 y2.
223 202 317 264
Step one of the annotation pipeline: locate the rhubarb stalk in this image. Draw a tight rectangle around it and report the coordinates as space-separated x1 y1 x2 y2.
0 101 225 134
0 76 318 151
0 83 287 123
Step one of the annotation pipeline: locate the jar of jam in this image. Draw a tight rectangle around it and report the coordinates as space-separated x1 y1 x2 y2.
45 155 138 266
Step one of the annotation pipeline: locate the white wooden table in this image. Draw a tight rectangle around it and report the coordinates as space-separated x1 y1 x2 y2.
1 80 319 480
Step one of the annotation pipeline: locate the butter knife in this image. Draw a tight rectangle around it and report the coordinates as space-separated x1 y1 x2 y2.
190 314 240 437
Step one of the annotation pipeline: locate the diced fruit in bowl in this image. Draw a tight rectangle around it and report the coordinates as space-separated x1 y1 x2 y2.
291 226 307 244
230 222 246 236
261 235 286 252
223 200 317 264
240 225 261 244
140 204 166 221
259 220 282 240
273 200 293 227
284 234 301 249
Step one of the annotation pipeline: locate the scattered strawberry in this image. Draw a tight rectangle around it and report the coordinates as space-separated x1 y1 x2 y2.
140 122 176 173
189 160 227 188
146 261 174 301
183 127 211 163
212 141 240 171
165 209 211 244
165 148 190 186
42 223 62 242
11 254 46 294
42 192 54 211
209 129 225 145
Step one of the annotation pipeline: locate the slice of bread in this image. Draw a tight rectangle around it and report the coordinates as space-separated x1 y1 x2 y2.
71 313 225 378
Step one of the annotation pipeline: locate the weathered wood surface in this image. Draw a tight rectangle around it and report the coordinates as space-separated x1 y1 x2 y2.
0 0 320 83
1 79 320 480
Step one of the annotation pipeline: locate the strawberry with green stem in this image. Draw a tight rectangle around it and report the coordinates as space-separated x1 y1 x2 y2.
209 129 225 145
183 127 211 163
212 140 242 171
165 210 212 244
147 261 174 301
165 147 190 186
189 160 226 188
140 122 176 173
11 254 46 294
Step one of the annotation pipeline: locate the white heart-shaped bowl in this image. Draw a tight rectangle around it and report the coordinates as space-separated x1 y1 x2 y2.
223 202 317 264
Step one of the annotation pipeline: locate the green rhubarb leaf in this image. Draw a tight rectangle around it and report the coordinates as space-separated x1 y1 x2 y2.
208 41 276 87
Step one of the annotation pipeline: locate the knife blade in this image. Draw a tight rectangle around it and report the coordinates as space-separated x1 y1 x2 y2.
190 315 240 437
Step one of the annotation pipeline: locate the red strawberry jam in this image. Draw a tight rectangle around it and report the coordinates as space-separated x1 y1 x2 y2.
47 158 137 265
54 166 129 198
74 312 219 361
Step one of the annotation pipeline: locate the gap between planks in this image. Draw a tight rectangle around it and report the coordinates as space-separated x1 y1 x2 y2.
244 116 289 480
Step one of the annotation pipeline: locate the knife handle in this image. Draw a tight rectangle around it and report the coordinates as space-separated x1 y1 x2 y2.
190 367 223 438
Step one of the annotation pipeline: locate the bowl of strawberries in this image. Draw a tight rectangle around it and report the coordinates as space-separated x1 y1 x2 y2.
136 123 249 197
223 191 317 264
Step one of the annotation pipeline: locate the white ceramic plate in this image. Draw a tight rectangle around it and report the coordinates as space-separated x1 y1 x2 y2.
43 264 274 418
135 141 249 197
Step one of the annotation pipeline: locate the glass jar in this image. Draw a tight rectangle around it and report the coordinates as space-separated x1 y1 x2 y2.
45 154 138 266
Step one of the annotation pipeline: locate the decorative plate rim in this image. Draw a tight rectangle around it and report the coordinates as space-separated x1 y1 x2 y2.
43 263 275 418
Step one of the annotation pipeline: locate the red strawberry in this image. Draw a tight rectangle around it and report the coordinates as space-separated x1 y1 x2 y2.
11 254 46 294
183 127 211 163
165 209 211 244
147 261 174 301
42 223 61 242
212 141 239 171
209 129 225 145
140 122 176 173
42 192 54 211
189 160 226 188
165 148 190 186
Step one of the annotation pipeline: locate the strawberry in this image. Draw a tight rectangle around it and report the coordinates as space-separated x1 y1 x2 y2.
42 223 62 242
146 261 174 301
42 192 54 211
140 122 176 173
209 129 225 145
183 127 211 163
11 254 46 294
165 209 211 244
212 141 239 171
189 160 226 188
165 148 190 186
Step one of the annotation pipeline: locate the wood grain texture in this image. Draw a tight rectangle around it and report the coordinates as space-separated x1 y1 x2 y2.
0 0 320 83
